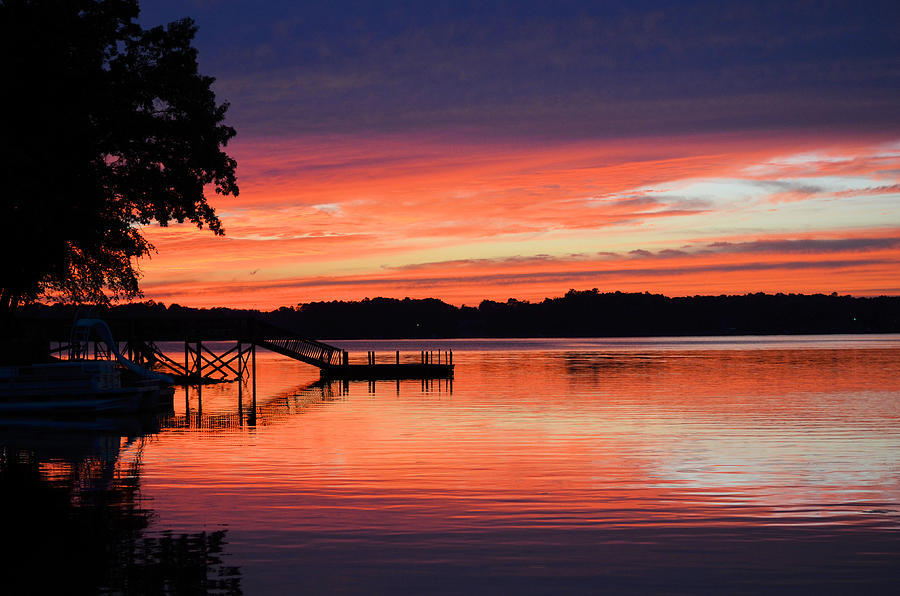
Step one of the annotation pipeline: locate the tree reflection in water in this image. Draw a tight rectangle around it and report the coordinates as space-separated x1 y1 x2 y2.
0 417 241 594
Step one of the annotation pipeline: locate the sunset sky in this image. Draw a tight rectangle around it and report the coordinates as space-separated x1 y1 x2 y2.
136 0 900 308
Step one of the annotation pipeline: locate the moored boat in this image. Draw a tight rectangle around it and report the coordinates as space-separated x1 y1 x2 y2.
0 317 175 414
0 361 146 413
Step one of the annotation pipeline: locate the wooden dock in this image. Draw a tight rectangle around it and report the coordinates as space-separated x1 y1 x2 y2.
45 316 454 383
320 349 453 380
250 321 453 381
320 362 452 380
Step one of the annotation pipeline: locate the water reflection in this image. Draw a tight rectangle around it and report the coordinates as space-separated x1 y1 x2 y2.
151 338 893 594
0 416 242 594
6 338 900 593
169 374 453 430
170 380 339 429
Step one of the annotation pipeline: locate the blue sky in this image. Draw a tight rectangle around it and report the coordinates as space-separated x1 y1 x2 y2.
140 0 900 140
132 1 900 306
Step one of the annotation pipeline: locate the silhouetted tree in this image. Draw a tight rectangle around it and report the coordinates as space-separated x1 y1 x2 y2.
0 0 237 332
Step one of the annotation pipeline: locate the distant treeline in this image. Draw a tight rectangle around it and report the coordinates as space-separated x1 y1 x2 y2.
15 290 900 338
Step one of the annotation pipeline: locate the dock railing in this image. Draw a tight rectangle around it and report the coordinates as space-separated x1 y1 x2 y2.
249 320 340 368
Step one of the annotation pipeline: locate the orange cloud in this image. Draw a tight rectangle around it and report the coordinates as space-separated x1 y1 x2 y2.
137 133 900 308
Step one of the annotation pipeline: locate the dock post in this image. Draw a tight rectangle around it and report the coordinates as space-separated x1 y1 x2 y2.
237 342 244 420
343 350 349 366
251 343 257 415
396 350 400 365
237 370 243 421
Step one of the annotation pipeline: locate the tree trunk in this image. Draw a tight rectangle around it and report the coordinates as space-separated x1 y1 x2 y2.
0 288 20 339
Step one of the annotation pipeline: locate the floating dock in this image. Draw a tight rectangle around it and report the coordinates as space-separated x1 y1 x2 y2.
247 321 454 381
320 362 452 380
319 350 453 380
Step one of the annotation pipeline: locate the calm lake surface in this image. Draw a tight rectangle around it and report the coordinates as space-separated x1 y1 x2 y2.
3 335 900 593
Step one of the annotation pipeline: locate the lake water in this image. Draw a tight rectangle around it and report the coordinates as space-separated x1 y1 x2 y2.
2 336 899 593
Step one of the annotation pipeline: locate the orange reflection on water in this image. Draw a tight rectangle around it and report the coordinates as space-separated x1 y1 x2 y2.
136 338 900 542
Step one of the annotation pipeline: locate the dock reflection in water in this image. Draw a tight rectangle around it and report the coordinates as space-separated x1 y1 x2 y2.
5 336 900 593
0 415 242 594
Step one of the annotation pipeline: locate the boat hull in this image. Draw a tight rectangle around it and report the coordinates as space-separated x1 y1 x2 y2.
0 389 142 414
0 361 174 414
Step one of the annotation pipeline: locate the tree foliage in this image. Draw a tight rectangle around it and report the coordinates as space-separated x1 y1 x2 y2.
0 0 237 321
